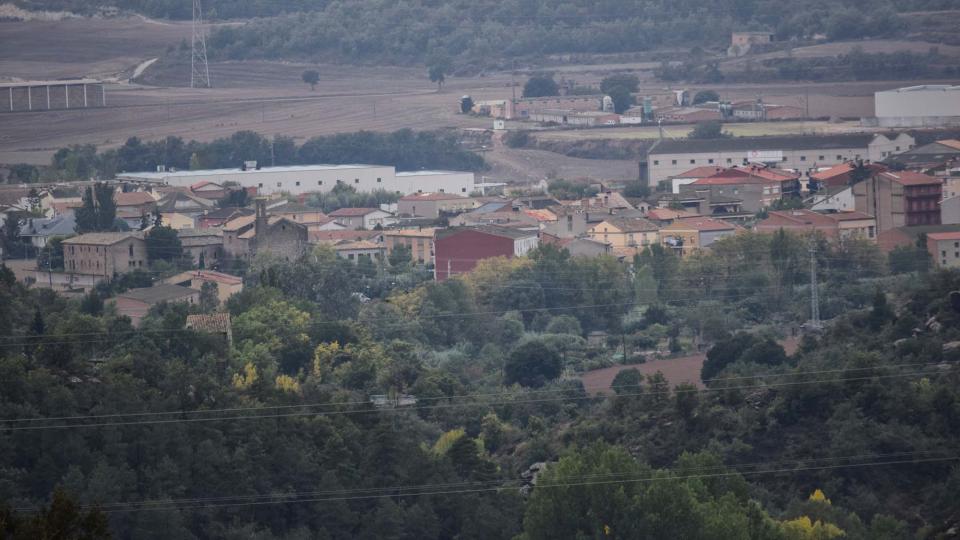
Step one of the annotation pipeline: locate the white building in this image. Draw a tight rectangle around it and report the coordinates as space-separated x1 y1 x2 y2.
117 164 476 197
875 85 960 128
646 133 914 187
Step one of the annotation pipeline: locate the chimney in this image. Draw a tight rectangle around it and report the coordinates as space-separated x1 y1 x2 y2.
254 198 268 252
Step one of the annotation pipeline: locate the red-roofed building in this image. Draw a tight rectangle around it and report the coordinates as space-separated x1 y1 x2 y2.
328 207 395 229
669 166 725 193
755 210 876 242
810 162 887 189
854 170 941 231
927 231 960 268
397 192 476 218
682 165 800 212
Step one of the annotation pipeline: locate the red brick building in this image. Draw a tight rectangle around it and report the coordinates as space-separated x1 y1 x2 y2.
434 225 539 281
853 170 942 231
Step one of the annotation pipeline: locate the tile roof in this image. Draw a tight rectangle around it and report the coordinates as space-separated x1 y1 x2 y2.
674 166 725 178
645 208 699 220
328 207 382 217
117 284 197 304
335 240 383 251
222 215 256 232
186 313 232 334
598 217 659 232
880 171 940 186
62 232 143 245
202 206 254 220
523 209 558 222
157 191 215 212
384 228 436 238
309 229 382 243
115 192 157 207
438 225 538 241
662 217 738 232
927 231 960 241
176 228 223 238
20 212 76 237
939 139 960 151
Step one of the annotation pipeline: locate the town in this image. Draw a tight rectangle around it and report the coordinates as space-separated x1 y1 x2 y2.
2 4 960 539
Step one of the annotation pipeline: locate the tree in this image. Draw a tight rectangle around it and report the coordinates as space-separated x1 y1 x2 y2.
605 85 633 114
199 281 219 312
75 183 117 234
145 225 183 264
428 65 446 90
0 487 110 539
504 338 562 387
388 244 412 267
693 90 720 104
523 75 559 98
689 121 729 139
600 74 639 95
301 69 320 90
426 52 451 91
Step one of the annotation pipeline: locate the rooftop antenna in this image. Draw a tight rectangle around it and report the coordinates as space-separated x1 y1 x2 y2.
191 0 211 88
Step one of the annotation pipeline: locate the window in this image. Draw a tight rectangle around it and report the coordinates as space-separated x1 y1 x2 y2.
708 159 714 164
954 242 958 248
671 160 677 165
295 181 300 186
836 155 842 160
277 182 282 187
726 158 732 164
461 188 467 193
377 177 382 183
258 183 263 188
128 244 133 257
800 156 806 161
354 178 359 184
653 160 659 166
782 157 788 162
819 155 825 161
942 250 946 257
690 159 696 164
896 146 901 151
318 181 323 185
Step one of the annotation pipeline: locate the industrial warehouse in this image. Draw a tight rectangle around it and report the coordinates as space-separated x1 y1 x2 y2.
117 163 478 195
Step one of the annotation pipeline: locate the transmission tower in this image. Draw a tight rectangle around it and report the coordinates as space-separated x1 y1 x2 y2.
191 0 211 88
808 237 821 330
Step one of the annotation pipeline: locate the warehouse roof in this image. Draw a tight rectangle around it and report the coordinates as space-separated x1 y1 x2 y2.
118 164 391 181
649 134 885 155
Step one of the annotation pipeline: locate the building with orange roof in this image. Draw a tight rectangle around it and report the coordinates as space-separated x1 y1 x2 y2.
755 210 876 242
397 192 477 218
165 269 243 303
587 217 659 256
383 228 435 265
809 162 887 189
681 165 800 212
853 170 941 231
659 217 741 257
927 231 960 268
222 200 307 259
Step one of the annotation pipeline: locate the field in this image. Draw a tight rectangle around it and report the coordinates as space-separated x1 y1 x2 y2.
1 15 955 182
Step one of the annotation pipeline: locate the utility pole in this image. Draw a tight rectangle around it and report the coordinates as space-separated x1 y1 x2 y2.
270 138 275 167
191 0 211 88
808 237 821 330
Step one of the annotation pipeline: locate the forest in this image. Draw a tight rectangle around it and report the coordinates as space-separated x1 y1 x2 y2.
11 129 487 183
13 0 947 66
2 227 959 538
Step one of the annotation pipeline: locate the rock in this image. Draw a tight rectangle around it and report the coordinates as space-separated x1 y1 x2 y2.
943 341 960 353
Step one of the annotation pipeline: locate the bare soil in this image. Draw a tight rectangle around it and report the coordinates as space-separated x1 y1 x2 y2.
580 354 707 395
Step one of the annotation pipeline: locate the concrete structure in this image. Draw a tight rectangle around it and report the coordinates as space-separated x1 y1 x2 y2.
660 217 740 257
266 202 330 229
165 269 243 304
156 191 215 218
384 228 435 265
854 170 942 231
540 233 612 257
755 210 876 242
809 162 886 189
927 231 960 268
62 232 146 279
875 85 960 128
334 240 386 264
670 166 726 194
398 193 476 218
941 195 960 225
118 165 476 196
646 133 914 187
1 79 106 113
507 95 605 120
113 285 199 326
883 139 960 172
528 109 620 126
328 207 395 229
810 186 855 212
434 225 539 280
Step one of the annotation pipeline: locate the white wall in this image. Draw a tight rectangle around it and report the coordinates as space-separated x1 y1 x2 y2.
395 172 475 195
876 87 960 126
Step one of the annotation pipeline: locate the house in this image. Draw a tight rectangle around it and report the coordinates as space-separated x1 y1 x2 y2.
660 217 740 257
112 284 199 326
384 228 435 265
942 195 960 225
434 225 539 280
755 210 876 242
927 231 960 268
681 166 800 212
266 201 332 229
729 31 773 56
541 234 612 257
156 191 215 219
670 166 725 194
334 240 386 264
528 109 620 127
221 200 308 260
40 188 82 217
186 312 233 346
190 181 232 202
398 193 476 218
197 206 254 229
587 217 659 257
883 139 960 172
164 269 243 304
809 185 854 212
62 232 147 278
328 207 395 229
309 229 383 246
176 228 224 267
19 212 76 249
853 170 942 231
158 212 196 230
650 192 746 220
114 191 158 228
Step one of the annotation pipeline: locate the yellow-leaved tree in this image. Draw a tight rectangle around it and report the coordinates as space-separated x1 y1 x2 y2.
232 362 259 391
275 374 301 394
432 428 466 455
808 489 832 505
780 516 845 540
